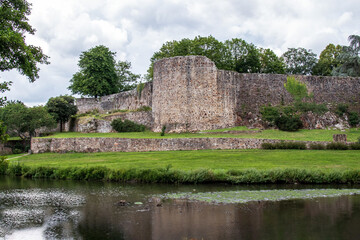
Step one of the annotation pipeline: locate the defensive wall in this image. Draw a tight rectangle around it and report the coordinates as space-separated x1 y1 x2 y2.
31 137 330 154
74 56 360 133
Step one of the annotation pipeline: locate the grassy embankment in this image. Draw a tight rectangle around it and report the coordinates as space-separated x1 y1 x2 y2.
2 127 358 184
39 127 360 142
2 149 360 184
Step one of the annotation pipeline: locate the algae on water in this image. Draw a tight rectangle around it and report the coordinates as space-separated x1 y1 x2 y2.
161 189 360 204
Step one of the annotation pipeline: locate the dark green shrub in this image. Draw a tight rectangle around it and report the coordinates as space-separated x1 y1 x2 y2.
261 142 306 150
111 119 145 132
0 156 9 175
348 112 359 127
12 148 23 154
294 102 328 114
309 143 326 150
326 142 349 150
260 105 280 126
349 143 360 150
275 115 303 131
335 103 349 117
160 125 166 136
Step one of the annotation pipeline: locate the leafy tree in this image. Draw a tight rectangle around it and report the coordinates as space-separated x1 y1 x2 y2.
0 102 56 139
46 95 77 132
224 38 261 73
259 48 285 74
0 81 11 106
0 122 8 143
282 48 317 75
68 45 119 98
115 60 140 92
333 35 360 77
312 44 343 76
0 0 49 82
146 36 226 79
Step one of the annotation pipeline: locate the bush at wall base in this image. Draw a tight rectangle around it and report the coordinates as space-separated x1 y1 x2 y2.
111 119 145 132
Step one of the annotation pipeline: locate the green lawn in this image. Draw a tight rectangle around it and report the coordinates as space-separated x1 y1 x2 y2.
38 127 360 142
9 149 360 172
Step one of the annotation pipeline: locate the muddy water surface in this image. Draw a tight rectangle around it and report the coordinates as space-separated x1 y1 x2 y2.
1 176 360 240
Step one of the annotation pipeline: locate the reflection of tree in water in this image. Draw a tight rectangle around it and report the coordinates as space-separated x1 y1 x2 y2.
43 206 82 239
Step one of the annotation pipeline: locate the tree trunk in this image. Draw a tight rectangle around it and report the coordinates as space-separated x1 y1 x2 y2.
60 120 63 132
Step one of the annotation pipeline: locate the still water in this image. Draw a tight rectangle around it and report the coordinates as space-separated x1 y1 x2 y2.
1 176 360 240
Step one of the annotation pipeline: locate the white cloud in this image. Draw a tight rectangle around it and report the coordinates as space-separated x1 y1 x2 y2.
1 0 359 106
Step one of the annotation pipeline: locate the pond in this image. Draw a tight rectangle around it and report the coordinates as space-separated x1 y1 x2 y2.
1 176 360 240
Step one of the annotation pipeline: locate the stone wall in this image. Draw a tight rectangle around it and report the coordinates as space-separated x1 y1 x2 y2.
152 56 234 133
31 137 329 154
76 82 152 114
73 56 360 133
74 111 153 133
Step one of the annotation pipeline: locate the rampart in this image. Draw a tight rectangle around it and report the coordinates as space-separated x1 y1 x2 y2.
31 137 329 154
76 82 152 114
74 56 360 133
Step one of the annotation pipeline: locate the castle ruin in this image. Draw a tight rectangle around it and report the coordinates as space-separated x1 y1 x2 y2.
74 55 360 133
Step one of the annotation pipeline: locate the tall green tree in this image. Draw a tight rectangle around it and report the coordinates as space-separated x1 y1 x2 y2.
0 102 56 139
224 38 261 73
68 45 119 98
312 44 343 76
333 35 360 77
282 48 317 75
115 60 140 92
46 95 77 132
259 48 285 74
0 0 49 82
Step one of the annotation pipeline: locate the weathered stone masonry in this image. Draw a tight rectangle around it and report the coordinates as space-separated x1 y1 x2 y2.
31 137 330 154
74 55 360 133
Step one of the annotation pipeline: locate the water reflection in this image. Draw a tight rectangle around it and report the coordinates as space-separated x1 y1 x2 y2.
1 176 360 240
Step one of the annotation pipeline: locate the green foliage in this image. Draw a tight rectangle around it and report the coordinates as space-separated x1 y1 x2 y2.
0 81 11 106
326 142 349 150
146 36 286 80
0 0 49 82
261 141 306 150
309 143 326 150
46 95 78 132
348 112 360 127
259 48 285 74
350 143 360 150
136 83 145 98
260 105 280 126
0 121 8 143
275 115 303 131
282 48 317 75
115 60 140 92
312 44 343 76
293 102 328 114
333 35 360 77
0 156 9 174
68 45 118 98
111 119 145 132
161 125 166 136
335 103 349 117
284 76 309 101
0 102 56 139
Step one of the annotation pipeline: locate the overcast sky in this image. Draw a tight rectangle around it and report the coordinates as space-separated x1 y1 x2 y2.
1 0 359 106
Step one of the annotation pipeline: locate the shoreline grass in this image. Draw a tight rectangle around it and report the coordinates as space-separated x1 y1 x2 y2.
38 127 360 142
3 149 360 184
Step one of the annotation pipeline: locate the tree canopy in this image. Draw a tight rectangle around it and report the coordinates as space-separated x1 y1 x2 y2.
312 44 343 76
282 48 317 75
46 95 77 132
68 45 140 98
0 102 56 139
0 0 49 82
333 35 360 77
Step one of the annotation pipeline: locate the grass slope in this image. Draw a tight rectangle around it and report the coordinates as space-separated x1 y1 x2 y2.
9 149 360 171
